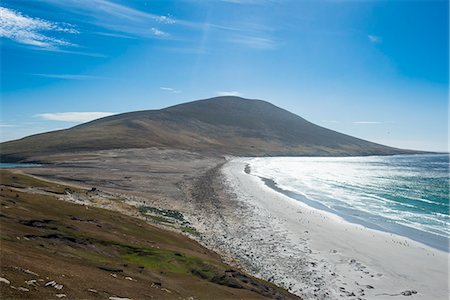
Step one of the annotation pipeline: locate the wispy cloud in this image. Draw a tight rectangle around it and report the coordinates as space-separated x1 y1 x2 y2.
368 34 382 43
160 87 181 93
33 73 108 80
353 121 382 124
34 47 108 58
151 27 168 37
216 91 243 97
0 124 16 128
38 0 176 38
229 36 276 49
154 15 176 25
0 7 78 49
35 112 115 122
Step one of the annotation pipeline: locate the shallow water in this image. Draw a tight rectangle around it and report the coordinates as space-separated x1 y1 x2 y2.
247 154 450 251
0 163 41 168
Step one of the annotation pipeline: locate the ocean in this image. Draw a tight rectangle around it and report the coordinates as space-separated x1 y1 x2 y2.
0 163 41 168
247 154 449 252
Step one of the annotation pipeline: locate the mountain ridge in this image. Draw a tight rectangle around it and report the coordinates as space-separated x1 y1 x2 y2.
0 96 419 162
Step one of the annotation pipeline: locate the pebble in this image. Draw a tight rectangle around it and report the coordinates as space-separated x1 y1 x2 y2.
55 294 66 298
109 297 132 300
45 280 63 290
24 269 39 276
401 290 418 296
45 280 57 287
0 277 10 285
18 287 29 292
125 276 133 281
88 288 98 293
25 279 37 286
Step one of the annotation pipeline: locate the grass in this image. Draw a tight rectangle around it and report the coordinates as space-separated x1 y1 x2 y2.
147 215 174 224
0 170 85 194
139 205 185 221
123 246 220 283
181 226 200 236
0 169 298 300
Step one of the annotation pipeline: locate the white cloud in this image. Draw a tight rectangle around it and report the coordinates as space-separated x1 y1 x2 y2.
39 0 177 38
0 7 78 49
154 15 175 25
151 27 168 37
353 121 382 124
368 35 382 43
0 124 16 128
35 112 115 122
216 91 243 97
160 87 181 93
33 73 107 80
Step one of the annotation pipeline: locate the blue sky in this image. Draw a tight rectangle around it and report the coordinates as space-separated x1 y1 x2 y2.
0 0 448 151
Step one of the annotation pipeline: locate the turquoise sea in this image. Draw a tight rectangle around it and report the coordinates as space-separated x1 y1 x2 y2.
0 163 41 168
248 154 449 252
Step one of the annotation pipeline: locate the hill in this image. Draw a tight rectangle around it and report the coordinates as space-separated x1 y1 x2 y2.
0 170 298 299
0 96 415 162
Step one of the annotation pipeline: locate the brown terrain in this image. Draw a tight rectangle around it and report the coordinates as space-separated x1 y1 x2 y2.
0 96 418 163
0 168 299 300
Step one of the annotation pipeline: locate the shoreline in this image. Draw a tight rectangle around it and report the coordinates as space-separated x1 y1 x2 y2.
251 168 449 253
6 149 448 299
214 158 449 299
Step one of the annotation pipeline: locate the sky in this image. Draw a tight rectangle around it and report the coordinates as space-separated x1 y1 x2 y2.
0 0 448 152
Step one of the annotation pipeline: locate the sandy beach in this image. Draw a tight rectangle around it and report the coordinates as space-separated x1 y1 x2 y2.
193 158 449 300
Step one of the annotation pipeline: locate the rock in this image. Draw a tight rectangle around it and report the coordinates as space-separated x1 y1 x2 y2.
401 290 418 296
109 297 132 300
45 280 62 289
125 276 133 281
17 287 29 292
24 269 39 276
55 294 66 298
0 277 10 285
45 280 57 287
110 273 118 278
366 285 374 289
25 279 37 286
88 289 98 293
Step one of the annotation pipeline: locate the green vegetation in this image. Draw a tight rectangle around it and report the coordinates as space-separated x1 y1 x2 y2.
147 215 174 224
0 169 298 300
139 205 185 221
0 170 84 194
181 226 200 236
124 247 217 277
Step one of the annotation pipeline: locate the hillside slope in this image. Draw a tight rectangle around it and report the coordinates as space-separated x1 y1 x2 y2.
1 96 414 162
0 170 298 299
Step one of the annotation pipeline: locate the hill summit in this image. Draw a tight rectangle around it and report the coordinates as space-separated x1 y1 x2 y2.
1 96 413 162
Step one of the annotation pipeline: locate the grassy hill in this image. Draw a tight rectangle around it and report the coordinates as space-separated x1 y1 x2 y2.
1 96 416 162
0 170 298 299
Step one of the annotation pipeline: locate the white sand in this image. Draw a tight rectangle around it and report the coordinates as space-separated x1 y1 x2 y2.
217 158 449 300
